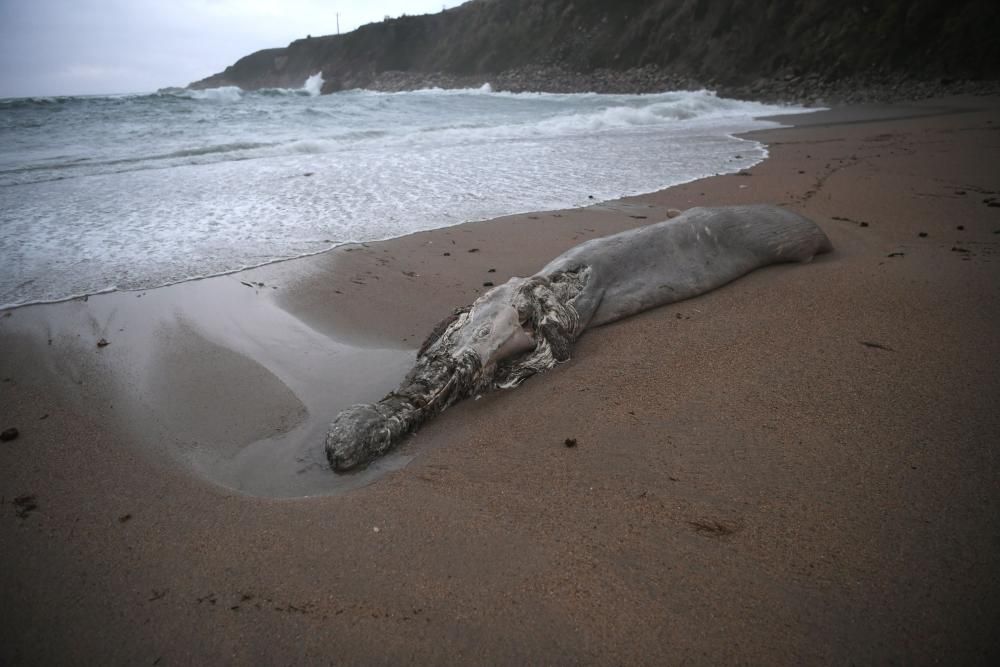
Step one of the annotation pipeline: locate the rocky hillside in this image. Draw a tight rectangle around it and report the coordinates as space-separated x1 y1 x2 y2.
189 0 1000 100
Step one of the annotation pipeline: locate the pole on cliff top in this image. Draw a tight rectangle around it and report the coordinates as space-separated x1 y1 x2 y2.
336 13 340 35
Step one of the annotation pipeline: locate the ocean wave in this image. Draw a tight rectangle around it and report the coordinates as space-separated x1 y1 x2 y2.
1 88 803 189
170 73 324 102
527 91 755 133
157 142 275 159
1 85 816 308
341 90 798 149
178 86 245 102
0 141 275 185
0 94 99 110
346 82 498 98
257 88 313 98
276 90 797 154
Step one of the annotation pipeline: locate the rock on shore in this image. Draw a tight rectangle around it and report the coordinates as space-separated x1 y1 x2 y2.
187 0 1000 103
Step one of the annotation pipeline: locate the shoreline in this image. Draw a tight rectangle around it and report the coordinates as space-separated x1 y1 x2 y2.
2 94 998 662
0 87 799 314
2 91 979 315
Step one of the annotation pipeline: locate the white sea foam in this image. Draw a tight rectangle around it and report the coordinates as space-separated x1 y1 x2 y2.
0 88 818 309
182 86 244 102
303 72 324 96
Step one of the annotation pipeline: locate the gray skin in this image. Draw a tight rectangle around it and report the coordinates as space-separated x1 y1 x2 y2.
326 205 832 471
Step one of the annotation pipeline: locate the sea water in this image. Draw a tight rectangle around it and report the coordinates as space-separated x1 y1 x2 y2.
0 76 811 309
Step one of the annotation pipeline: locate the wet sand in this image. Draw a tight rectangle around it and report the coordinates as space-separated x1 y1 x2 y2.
2 95 999 664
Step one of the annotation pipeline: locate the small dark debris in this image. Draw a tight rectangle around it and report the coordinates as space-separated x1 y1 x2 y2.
860 222 869 227
832 216 849 221
798 170 805 174
442 252 450 256
240 281 254 288
527 215 539 220
918 232 928 238
402 271 417 278
860 341 894 351
564 438 577 448
588 195 594 199
240 593 254 602
735 154 742 159
887 252 905 258
487 268 496 273
482 281 494 287
467 248 479 253
39 414 48 420
96 338 110 348
119 513 132 523
303 172 314 177
13 494 37 519
1 427 18 442
629 215 648 219
688 520 736 537
230 605 240 611
256 282 264 287
956 190 966 195
956 225 965 231
668 476 680 482
148 589 167 602
951 246 970 253
736 169 752 176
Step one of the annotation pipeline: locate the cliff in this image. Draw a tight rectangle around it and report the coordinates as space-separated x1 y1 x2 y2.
188 0 1000 98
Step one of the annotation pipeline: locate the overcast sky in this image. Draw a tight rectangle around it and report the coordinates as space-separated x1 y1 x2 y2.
0 0 456 98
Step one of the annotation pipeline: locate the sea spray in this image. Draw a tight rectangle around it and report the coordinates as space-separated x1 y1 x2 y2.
303 72 325 96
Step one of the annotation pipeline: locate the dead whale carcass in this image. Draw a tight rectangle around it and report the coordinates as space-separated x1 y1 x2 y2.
326 205 832 471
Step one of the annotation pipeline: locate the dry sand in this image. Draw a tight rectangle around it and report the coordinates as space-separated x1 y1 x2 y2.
1 95 999 664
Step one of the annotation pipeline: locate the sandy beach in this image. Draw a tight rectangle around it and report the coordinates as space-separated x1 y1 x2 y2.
2 94 999 664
